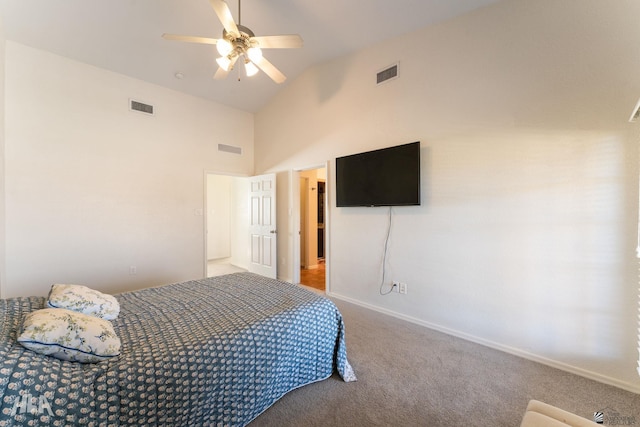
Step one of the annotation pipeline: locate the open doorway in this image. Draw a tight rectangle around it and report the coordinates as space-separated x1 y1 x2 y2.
205 173 249 277
205 172 278 279
298 167 326 291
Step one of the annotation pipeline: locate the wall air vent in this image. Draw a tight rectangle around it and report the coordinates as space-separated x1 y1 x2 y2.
629 98 640 122
218 144 242 155
129 99 154 115
376 63 399 85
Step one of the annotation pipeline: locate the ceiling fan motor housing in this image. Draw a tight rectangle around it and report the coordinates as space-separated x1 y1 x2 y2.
223 25 258 54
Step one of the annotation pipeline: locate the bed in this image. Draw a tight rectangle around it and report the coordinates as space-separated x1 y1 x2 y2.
0 272 356 426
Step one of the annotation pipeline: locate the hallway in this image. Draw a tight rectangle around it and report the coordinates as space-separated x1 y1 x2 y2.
299 262 325 291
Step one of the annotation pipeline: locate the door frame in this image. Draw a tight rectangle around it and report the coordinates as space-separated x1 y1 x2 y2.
299 176 309 269
292 162 330 292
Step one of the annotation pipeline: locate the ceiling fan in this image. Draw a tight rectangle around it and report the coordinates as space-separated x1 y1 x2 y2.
162 0 303 84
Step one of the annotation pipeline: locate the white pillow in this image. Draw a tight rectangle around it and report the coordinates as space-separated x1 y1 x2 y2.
47 284 120 320
18 308 121 363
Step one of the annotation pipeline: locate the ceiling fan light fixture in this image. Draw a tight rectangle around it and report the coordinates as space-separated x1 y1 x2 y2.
216 56 233 71
247 46 263 63
216 39 233 56
245 60 259 77
163 0 302 84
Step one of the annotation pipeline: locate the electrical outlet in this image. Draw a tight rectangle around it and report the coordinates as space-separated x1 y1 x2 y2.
129 266 137 275
399 282 408 294
392 281 400 293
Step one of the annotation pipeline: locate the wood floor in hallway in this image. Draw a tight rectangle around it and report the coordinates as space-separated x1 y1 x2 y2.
300 263 325 291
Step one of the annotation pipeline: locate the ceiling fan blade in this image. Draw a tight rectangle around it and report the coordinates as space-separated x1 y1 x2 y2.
209 0 239 36
162 33 219 45
213 55 239 80
251 34 303 49
254 56 286 84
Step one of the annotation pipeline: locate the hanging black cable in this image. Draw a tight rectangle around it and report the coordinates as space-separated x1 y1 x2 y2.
379 207 395 295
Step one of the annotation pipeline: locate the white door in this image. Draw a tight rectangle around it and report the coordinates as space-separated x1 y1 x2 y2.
248 173 277 279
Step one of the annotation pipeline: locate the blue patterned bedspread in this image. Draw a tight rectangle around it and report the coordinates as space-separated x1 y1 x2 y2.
0 273 356 426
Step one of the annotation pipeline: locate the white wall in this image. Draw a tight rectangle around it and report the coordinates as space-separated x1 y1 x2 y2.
275 170 293 282
230 177 250 269
256 0 640 392
207 174 232 260
205 173 251 270
3 42 254 297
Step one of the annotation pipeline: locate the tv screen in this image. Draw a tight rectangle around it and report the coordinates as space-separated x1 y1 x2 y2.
336 141 421 207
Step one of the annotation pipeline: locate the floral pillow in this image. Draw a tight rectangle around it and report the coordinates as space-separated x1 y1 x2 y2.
47 284 120 320
18 308 121 363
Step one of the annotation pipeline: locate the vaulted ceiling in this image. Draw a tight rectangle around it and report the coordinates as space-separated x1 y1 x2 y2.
0 0 500 112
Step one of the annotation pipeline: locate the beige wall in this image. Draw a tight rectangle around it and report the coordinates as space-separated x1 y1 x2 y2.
3 42 254 297
255 0 640 392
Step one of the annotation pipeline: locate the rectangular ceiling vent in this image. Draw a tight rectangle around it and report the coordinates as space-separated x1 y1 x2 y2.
129 99 154 115
218 144 242 155
629 98 640 122
376 63 399 85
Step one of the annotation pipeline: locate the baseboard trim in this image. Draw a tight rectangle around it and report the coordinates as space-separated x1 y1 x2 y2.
327 291 640 395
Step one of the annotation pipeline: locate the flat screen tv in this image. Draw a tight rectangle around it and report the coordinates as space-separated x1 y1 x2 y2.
336 141 421 207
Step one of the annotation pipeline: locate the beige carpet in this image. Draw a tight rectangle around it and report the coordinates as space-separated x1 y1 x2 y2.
250 298 639 426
